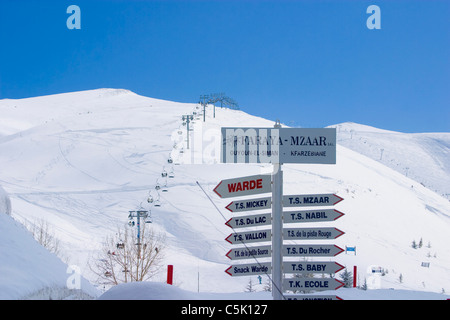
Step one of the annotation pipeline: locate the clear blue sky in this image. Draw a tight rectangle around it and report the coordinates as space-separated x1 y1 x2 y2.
0 0 448 132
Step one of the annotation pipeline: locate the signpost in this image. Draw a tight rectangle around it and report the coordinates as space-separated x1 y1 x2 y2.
283 244 345 257
285 295 342 301
225 197 271 213
225 262 271 277
283 261 345 274
225 213 271 229
214 174 271 198
284 227 345 240
283 194 343 207
226 245 271 260
283 209 344 223
221 127 336 164
225 229 271 245
217 124 345 300
283 278 345 292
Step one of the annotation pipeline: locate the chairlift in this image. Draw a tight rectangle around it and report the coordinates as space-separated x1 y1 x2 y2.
167 157 173 164
147 195 154 203
162 179 168 192
116 242 125 249
168 170 175 178
161 170 168 178
128 220 135 227
154 199 161 207
155 184 161 191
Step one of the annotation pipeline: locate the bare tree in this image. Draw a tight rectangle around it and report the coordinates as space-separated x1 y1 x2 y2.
91 222 166 286
25 218 61 257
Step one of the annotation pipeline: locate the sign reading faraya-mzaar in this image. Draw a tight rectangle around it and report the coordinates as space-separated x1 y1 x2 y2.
221 127 336 164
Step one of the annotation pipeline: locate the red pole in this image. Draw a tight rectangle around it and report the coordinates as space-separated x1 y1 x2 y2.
353 266 357 288
167 265 173 285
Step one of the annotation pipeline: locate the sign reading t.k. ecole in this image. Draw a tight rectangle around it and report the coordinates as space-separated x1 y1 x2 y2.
221 127 336 164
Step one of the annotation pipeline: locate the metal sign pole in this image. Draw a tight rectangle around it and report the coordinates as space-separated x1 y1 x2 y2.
272 120 283 300
272 162 283 300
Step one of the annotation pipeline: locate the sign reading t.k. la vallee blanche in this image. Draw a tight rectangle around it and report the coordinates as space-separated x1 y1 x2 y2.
221 127 336 164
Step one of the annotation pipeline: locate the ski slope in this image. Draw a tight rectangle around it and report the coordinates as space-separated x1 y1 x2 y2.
0 89 449 299
331 122 450 200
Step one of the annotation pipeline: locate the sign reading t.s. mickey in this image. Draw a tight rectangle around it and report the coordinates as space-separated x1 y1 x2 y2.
221 127 336 164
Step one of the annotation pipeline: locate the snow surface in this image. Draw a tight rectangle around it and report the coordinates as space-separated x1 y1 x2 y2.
98 281 449 300
0 185 11 215
330 122 450 200
0 212 99 299
1 89 449 300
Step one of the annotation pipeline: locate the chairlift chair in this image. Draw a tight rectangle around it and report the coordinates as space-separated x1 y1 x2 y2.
168 170 175 178
116 242 125 249
162 178 168 192
161 171 168 178
168 157 173 164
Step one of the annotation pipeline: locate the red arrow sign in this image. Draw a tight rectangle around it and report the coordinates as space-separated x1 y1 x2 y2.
214 174 271 199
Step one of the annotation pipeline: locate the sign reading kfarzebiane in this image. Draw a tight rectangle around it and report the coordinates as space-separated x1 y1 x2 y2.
221 127 336 164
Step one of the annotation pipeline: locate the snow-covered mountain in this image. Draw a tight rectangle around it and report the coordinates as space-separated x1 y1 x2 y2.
330 122 450 200
0 89 449 299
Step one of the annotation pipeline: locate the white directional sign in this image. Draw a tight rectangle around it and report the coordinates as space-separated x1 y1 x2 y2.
283 194 343 207
225 229 271 244
283 209 344 223
225 197 271 213
226 245 271 260
221 127 336 164
284 227 345 240
283 261 345 274
283 244 345 257
214 174 271 198
285 295 342 301
225 262 271 277
283 278 344 292
225 213 271 229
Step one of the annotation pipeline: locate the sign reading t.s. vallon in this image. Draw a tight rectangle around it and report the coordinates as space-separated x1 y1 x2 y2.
221 127 336 164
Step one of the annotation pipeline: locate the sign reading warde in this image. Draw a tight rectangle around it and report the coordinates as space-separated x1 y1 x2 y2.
221 127 336 164
213 174 271 198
